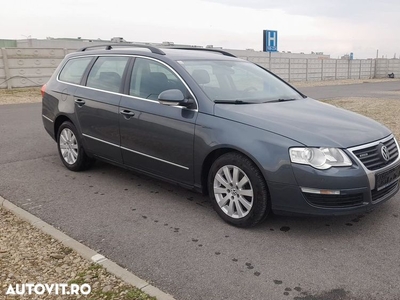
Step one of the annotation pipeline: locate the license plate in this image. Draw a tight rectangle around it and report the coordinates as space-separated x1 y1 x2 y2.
376 164 400 191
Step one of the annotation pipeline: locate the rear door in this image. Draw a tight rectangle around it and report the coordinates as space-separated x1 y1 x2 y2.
119 57 197 185
74 56 130 163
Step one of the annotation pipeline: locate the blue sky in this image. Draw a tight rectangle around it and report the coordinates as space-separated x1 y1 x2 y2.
3 0 399 58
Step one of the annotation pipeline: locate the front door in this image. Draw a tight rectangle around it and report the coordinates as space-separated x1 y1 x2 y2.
119 57 197 185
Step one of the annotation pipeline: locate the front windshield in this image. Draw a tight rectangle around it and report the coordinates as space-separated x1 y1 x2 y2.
180 60 303 103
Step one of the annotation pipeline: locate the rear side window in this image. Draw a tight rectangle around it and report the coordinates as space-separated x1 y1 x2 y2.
59 57 93 84
87 57 129 93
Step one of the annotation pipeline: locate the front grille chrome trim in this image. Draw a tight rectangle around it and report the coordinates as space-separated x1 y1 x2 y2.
348 135 400 190
352 137 398 170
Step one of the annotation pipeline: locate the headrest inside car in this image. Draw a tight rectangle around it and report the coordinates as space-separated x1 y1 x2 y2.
191 69 210 85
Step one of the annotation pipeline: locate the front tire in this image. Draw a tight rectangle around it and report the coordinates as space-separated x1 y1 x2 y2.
57 121 93 171
208 152 270 227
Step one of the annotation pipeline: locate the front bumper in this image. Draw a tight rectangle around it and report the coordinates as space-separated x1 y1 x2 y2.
270 180 399 216
270 135 400 216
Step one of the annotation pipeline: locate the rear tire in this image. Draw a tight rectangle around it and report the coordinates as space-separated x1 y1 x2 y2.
208 152 270 227
57 121 94 171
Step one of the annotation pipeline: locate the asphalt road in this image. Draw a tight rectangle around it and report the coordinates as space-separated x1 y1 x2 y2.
298 80 400 100
1 82 400 300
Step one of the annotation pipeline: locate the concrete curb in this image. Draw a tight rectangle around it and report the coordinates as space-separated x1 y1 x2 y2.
0 196 176 300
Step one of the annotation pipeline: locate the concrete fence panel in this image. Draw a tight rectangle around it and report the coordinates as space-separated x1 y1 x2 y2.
375 59 400 78
387 60 400 76
1 48 73 89
306 59 323 81
322 59 336 80
375 59 389 78
9 67 57 78
0 50 5 89
6 48 67 58
0 47 398 89
335 61 348 80
289 59 307 82
349 60 360 79
8 76 50 88
7 58 61 69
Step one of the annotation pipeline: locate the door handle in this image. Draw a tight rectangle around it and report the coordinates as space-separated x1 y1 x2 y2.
75 99 86 106
120 110 135 118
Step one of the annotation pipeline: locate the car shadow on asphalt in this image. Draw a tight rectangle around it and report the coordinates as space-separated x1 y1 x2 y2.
88 160 397 238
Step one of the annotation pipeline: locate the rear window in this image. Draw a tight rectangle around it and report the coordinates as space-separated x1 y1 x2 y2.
59 57 93 84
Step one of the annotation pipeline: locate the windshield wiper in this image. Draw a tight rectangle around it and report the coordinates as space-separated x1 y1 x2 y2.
214 100 256 104
264 98 298 103
278 98 297 101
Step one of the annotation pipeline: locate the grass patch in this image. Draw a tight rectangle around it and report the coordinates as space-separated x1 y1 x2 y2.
68 277 85 285
322 97 400 140
0 87 40 95
88 263 103 271
66 263 157 299
91 287 156 300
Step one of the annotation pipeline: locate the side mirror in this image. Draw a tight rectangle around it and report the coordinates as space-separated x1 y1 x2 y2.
158 89 195 109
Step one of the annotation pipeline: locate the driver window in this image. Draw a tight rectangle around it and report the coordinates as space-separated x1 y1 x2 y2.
130 58 187 100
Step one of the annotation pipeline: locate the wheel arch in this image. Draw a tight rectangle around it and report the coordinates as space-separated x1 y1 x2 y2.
200 146 268 196
54 115 73 141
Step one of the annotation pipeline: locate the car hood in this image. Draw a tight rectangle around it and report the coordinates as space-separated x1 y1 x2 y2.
214 98 391 148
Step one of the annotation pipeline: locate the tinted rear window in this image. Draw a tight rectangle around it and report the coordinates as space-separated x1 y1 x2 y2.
59 57 93 84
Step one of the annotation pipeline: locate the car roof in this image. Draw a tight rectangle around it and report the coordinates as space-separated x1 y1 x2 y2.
68 45 239 61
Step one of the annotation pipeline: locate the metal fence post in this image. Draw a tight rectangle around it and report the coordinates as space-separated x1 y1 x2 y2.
268 52 271 70
1 48 12 89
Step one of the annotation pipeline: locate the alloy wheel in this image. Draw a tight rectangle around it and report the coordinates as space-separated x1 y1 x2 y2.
213 165 254 219
59 128 79 165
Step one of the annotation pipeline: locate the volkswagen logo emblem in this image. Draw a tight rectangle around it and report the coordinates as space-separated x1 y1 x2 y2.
380 145 390 162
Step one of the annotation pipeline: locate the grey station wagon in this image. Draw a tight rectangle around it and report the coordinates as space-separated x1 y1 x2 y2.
42 44 400 227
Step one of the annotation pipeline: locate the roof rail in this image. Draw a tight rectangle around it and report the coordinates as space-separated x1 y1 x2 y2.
78 43 165 55
165 47 236 57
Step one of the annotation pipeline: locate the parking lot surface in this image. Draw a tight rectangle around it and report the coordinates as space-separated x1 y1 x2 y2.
0 82 399 300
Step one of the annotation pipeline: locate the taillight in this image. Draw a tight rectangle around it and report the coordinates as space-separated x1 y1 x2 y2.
41 84 47 98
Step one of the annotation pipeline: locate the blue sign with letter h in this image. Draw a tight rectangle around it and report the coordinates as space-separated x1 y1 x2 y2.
263 30 278 52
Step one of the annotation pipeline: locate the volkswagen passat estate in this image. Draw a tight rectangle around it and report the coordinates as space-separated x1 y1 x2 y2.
42 44 400 227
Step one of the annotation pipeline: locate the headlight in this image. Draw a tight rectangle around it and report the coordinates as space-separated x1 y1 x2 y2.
289 147 352 170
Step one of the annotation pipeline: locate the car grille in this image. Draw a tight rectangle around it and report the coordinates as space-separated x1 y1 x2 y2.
371 181 399 202
352 138 399 170
303 193 364 208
